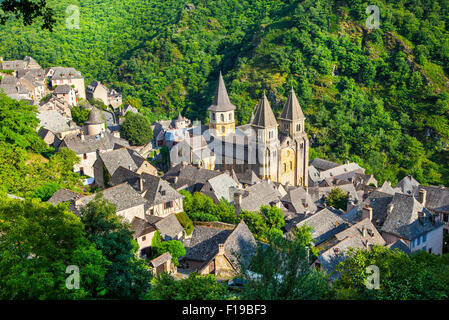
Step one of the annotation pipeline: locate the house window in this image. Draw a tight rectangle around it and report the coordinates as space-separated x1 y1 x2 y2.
220 114 224 122
161 190 166 196
164 201 173 209
443 213 448 223
142 236 146 241
296 124 301 131
212 113 215 121
79 168 84 175
83 153 87 160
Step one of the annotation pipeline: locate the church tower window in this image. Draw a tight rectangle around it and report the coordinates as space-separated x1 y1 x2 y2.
220 114 224 122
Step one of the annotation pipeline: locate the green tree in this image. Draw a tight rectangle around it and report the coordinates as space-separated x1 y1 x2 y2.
147 272 229 300
121 113 153 146
154 240 186 266
31 182 62 201
79 194 153 299
239 227 331 299
0 197 109 299
325 187 349 210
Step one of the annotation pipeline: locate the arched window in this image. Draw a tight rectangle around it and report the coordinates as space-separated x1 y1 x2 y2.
283 163 286 172
296 123 301 132
212 113 216 121
289 161 293 170
229 113 233 121
221 126 225 133
220 114 224 122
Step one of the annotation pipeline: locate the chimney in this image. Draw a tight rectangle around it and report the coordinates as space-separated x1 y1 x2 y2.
218 243 224 256
80 132 85 141
418 189 426 207
362 205 373 221
139 176 144 192
362 227 367 238
128 165 132 171
387 203 394 214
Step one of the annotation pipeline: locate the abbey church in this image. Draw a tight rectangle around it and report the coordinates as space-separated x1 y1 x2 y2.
181 72 309 187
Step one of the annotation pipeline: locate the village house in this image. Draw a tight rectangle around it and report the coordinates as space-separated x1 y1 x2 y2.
0 75 31 101
131 216 157 258
233 180 283 214
93 147 157 188
46 67 86 100
53 84 77 106
163 163 222 192
152 113 192 147
47 188 83 213
39 95 72 119
37 110 81 148
147 213 185 241
150 252 176 276
74 183 146 222
0 56 41 71
181 221 256 280
86 80 123 109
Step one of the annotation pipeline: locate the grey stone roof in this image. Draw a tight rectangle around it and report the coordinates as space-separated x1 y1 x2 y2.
223 220 257 270
281 186 317 213
235 169 261 186
279 88 305 121
239 181 282 212
49 67 83 80
109 166 141 189
47 188 82 206
394 175 420 195
141 173 184 207
309 158 340 172
378 181 396 195
342 190 393 227
54 84 73 94
308 183 359 206
163 164 221 191
99 147 145 176
76 183 145 213
208 71 236 112
294 208 348 245
184 226 232 262
150 252 172 268
60 132 129 154
381 193 443 240
85 107 104 125
37 110 80 134
251 94 278 128
131 217 156 238
388 239 411 254
202 173 238 203
414 185 449 214
154 213 184 239
335 218 385 245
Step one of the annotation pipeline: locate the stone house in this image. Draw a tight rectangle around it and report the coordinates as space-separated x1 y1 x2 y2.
181 221 256 280
54 84 77 106
86 81 123 108
150 252 176 275
131 217 157 258
46 67 85 100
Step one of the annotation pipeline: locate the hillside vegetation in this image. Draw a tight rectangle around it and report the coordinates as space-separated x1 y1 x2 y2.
1 0 449 186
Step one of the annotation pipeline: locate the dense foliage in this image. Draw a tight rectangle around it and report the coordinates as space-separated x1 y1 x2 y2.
325 187 350 210
180 190 239 224
120 112 153 146
0 197 110 299
175 211 194 236
334 246 449 299
79 194 153 299
147 272 230 300
239 205 285 240
153 240 186 267
1 0 449 186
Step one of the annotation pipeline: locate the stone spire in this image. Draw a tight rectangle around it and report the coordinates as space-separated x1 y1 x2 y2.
249 111 255 124
251 93 278 128
208 71 236 112
279 87 305 121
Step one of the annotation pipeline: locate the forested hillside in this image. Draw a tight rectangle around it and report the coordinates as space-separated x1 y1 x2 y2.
1 0 449 186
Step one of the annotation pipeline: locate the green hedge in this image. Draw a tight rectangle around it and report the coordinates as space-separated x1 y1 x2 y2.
175 212 194 236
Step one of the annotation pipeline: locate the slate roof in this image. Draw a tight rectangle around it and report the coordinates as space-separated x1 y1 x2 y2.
334 218 385 245
281 186 317 213
381 193 444 240
394 175 420 195
184 221 256 270
131 217 156 238
150 252 172 268
388 239 412 254
378 181 396 195
47 188 82 206
251 94 278 128
184 226 232 262
308 183 359 205
413 185 449 214
239 181 282 212
99 147 146 176
85 107 104 125
294 208 348 245
109 166 141 189
154 213 184 239
75 183 145 213
141 173 184 207
279 88 305 121
60 131 129 154
342 190 394 227
54 84 73 94
235 169 261 186
163 164 221 191
37 110 79 134
202 173 238 203
319 163 364 180
49 67 83 80
208 71 236 112
309 158 340 172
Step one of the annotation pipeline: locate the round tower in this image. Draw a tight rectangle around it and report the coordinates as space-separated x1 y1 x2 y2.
85 107 105 136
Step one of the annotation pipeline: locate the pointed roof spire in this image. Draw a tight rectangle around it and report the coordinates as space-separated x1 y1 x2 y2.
249 111 255 124
208 71 236 112
251 93 278 128
280 87 305 121
176 112 183 121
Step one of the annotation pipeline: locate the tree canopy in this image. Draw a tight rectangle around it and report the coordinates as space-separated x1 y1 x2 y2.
120 112 153 146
